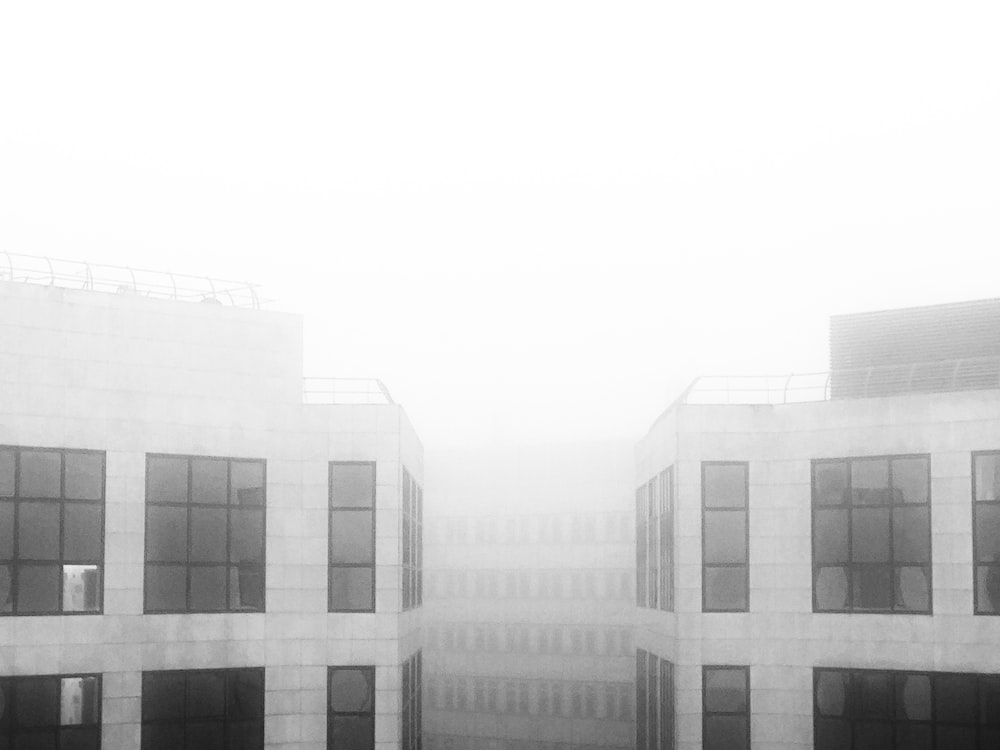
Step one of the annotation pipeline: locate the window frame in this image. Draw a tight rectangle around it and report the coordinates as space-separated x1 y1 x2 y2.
0 445 106 616
701 461 750 613
328 665 376 750
702 665 750 750
143 453 267 614
973 450 1000 615
0 672 102 748
328 461 377 613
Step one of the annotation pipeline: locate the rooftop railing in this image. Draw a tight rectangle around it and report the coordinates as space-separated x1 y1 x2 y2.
0 251 262 308
680 356 1000 405
303 378 395 405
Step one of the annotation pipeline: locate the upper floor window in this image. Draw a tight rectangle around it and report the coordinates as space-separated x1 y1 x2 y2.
328 666 375 750
0 446 105 615
702 462 749 612
974 451 1000 614
402 651 422 750
402 467 423 611
0 673 101 749
812 455 930 614
636 468 675 612
144 455 266 613
703 666 750 750
329 462 375 612
636 649 675 750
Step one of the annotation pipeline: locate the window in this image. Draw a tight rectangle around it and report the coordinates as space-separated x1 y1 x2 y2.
702 462 749 612
402 651 422 750
814 667 1000 749
636 485 648 606
329 667 375 750
144 455 266 613
703 666 749 750
0 446 105 615
812 455 931 613
636 650 675 750
658 468 674 611
0 673 101 749
402 467 424 611
974 451 1000 614
329 462 376 612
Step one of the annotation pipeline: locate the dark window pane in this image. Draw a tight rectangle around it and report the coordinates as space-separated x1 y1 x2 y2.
935 673 977 724
189 508 227 563
15 677 59 726
815 718 851 750
63 505 102 560
894 724 932 750
851 458 889 505
17 503 60 560
58 727 100 750
853 721 892 749
19 452 61 498
975 453 1000 502
976 505 1000 563
230 509 264 563
184 720 224 750
62 565 101 612
230 461 264 506
703 716 747 750
815 671 848 717
190 567 226 611
891 457 928 503
0 565 10 613
894 566 929 612
60 677 99 725
704 567 747 611
329 669 374 712
16 565 60 613
704 511 746 564
851 508 890 563
227 671 264 719
703 464 746 508
186 673 225 718
329 716 375 748
981 675 1000 726
814 567 849 610
0 501 13 558
226 721 264 750
896 673 931 720
147 457 188 503
145 566 187 611
813 509 849 563
329 567 373 611
146 507 188 562
934 725 976 749
855 672 891 718
142 724 184 750
705 669 747 713
142 673 186 720
11 730 57 749
330 511 373 564
230 565 264 610
191 459 227 504
893 507 930 563
978 565 1000 614
0 449 14 496
64 454 102 501
852 565 892 610
330 463 375 508
984 728 1000 748
814 461 848 505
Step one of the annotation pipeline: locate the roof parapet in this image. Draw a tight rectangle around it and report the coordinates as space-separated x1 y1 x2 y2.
303 378 394 405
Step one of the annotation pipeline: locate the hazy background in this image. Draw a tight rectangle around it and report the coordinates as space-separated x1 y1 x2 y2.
3 1 999 449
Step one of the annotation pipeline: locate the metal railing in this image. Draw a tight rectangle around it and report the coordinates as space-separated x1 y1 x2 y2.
303 378 394 405
680 356 1000 405
0 251 262 308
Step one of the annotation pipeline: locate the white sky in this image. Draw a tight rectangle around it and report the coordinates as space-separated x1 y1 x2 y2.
2 1 999 450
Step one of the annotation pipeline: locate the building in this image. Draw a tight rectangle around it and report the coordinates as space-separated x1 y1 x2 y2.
0 256 424 749
634 298 1000 749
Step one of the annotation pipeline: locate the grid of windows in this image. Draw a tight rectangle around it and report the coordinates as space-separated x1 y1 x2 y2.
0 446 105 615
141 667 264 750
402 467 424 610
402 650 423 750
425 676 632 720
702 462 749 612
814 667 1000 748
635 468 674 611
812 455 931 613
635 649 675 750
973 451 1000 614
329 462 376 612
703 666 750 750
144 455 266 613
425 623 633 657
328 666 375 750
433 568 632 601
0 674 101 749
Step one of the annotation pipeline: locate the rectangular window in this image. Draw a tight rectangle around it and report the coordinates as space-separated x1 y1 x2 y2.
0 446 105 615
401 651 422 750
329 462 376 612
636 485 648 606
636 650 675 750
144 455 266 613
703 666 749 750
974 451 1000 614
0 673 101 748
811 455 931 614
702 462 749 612
402 467 424 611
659 467 674 612
814 667 1000 748
329 666 375 750
141 667 263 750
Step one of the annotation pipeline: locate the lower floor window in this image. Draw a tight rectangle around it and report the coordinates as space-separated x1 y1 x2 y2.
703 666 749 750
0 674 101 749
329 666 375 749
141 667 264 750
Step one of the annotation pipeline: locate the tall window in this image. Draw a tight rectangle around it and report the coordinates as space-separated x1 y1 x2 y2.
636 485 647 606
402 467 423 611
702 462 749 612
974 451 1000 614
329 462 376 612
636 470 673 612
402 651 422 750
812 455 931 613
814 667 1000 748
144 455 266 613
0 674 101 748
0 446 105 615
328 666 375 750
703 666 750 750
658 467 674 611
141 668 264 750
636 649 675 750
